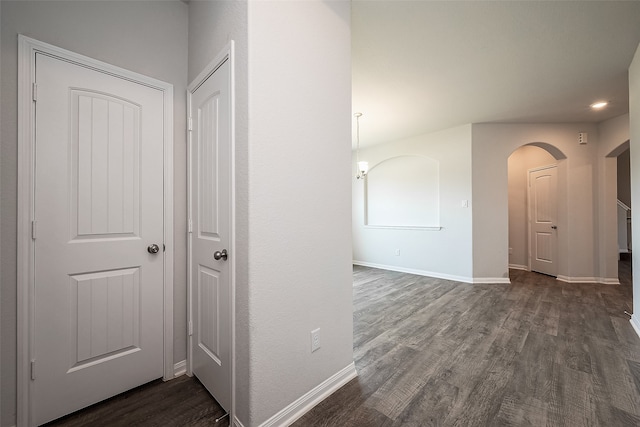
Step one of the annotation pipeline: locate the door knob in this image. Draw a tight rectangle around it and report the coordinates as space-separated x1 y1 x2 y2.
214 249 228 261
147 244 160 254
551 225 558 230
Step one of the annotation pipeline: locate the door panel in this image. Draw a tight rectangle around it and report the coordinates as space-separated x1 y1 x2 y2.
529 167 558 276
189 58 231 412
34 53 164 425
72 90 140 238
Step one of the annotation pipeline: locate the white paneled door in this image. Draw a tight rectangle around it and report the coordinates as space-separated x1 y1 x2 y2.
33 53 165 425
189 56 232 412
529 166 558 276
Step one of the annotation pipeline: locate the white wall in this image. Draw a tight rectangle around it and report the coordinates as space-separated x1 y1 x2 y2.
353 125 474 282
472 123 609 282
0 2 188 425
353 121 623 284
356 122 624 284
246 2 354 424
597 114 630 282
630 44 640 331
507 146 556 269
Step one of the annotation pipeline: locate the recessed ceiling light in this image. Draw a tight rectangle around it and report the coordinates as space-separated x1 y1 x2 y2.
590 101 608 110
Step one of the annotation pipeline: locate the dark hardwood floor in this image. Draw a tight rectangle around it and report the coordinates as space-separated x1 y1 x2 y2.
294 260 640 426
46 260 638 426
43 375 228 427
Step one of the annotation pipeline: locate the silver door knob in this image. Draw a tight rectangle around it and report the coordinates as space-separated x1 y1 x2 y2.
214 249 228 261
147 244 160 254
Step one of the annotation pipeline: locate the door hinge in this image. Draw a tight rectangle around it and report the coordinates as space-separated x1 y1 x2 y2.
188 117 193 132
32 83 38 102
188 321 193 336
188 219 193 234
32 220 37 240
31 360 36 380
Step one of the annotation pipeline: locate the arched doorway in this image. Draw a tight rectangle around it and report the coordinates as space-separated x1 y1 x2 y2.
508 143 567 275
605 140 632 286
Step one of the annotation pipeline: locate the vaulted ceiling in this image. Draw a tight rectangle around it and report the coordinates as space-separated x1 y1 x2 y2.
352 1 640 147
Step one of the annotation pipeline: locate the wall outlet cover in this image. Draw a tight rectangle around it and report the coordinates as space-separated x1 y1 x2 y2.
311 328 321 352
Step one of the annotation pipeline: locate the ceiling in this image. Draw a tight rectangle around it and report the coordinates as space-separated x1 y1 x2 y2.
352 0 640 148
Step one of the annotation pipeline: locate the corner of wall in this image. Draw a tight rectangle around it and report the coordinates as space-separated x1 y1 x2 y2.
629 42 640 319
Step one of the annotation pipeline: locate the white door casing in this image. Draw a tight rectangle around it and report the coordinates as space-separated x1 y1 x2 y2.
187 43 234 413
17 36 174 426
528 165 558 276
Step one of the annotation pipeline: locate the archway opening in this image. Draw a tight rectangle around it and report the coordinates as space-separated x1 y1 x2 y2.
508 143 565 275
606 140 632 286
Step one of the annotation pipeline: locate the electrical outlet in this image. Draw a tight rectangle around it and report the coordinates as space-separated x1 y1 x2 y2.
311 328 321 352
395 249 400 256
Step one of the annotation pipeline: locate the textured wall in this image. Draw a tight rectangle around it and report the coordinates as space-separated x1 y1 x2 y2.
472 122 607 282
352 125 474 282
247 1 354 424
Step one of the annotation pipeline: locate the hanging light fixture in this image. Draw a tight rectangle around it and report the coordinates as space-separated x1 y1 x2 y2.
354 112 368 179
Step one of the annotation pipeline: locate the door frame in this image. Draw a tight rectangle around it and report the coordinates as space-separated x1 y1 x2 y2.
527 164 558 274
16 35 174 426
186 41 236 421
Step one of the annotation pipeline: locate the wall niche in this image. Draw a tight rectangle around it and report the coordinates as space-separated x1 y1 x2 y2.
365 155 440 228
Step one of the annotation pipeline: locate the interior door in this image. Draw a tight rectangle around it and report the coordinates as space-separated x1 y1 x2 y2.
189 57 232 411
529 166 558 276
33 53 165 425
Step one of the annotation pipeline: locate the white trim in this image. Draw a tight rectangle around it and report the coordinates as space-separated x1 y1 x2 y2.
631 315 640 339
364 225 442 231
258 363 358 427
162 63 175 385
233 417 246 427
17 35 174 426
173 360 187 378
508 264 529 271
556 275 595 283
353 261 510 284
617 199 631 212
186 41 236 422
472 277 511 284
556 275 620 285
353 260 472 283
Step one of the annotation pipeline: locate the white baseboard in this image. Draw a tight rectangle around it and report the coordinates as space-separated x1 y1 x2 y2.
508 264 528 271
472 277 511 284
353 261 510 284
173 359 187 378
258 362 358 427
557 275 620 285
233 416 246 427
353 260 472 283
557 275 596 283
631 315 640 339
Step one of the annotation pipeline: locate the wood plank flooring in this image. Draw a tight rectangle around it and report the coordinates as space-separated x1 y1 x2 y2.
44 261 638 426
294 263 640 426
42 375 228 427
